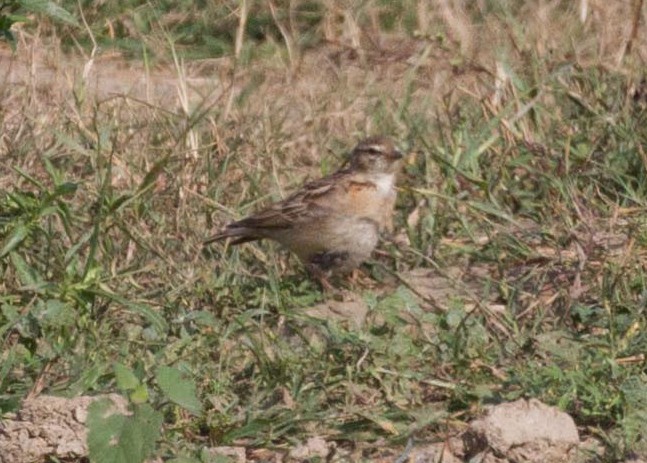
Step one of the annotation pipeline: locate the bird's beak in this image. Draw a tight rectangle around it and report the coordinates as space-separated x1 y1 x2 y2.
391 148 404 160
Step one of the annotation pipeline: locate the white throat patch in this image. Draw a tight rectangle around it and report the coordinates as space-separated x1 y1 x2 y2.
374 173 395 196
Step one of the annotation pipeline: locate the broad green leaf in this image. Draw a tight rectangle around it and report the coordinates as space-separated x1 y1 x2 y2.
64 229 93 263
53 182 78 197
126 302 168 335
1 29 16 51
156 366 202 415
0 346 16 387
9 252 43 288
0 303 19 323
18 0 79 26
621 376 647 446
87 399 162 463
467 200 515 222
114 363 140 391
88 288 169 335
130 384 149 404
375 286 421 324
184 310 218 327
41 299 74 328
0 223 29 257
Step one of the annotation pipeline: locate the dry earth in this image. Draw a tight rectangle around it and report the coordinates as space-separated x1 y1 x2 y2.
1 2 646 459
0 394 630 462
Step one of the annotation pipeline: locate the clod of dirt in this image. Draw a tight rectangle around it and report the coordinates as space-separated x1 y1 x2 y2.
0 394 128 463
287 436 332 461
204 446 246 462
402 266 500 312
464 398 580 463
407 439 465 463
304 294 369 329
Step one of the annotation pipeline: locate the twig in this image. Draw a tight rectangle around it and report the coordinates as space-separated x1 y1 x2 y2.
268 0 299 71
393 437 414 463
234 0 248 60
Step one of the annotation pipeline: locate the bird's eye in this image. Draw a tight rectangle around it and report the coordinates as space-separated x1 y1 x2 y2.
366 146 382 155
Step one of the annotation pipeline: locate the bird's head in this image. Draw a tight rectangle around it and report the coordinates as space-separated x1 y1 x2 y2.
349 136 403 174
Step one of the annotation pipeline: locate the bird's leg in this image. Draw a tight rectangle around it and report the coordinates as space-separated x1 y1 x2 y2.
346 267 375 288
306 250 350 293
305 263 335 292
317 274 336 293
348 268 362 285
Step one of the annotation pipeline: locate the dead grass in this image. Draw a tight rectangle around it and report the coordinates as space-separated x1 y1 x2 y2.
1 1 647 461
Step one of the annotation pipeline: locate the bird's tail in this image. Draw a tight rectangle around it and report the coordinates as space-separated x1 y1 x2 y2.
203 226 261 246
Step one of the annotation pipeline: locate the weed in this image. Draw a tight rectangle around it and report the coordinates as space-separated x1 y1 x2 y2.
1 1 647 462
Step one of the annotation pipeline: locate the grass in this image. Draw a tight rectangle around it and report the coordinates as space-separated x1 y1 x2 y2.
1 0 647 461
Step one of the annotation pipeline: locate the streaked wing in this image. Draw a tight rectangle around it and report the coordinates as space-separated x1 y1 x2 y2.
232 169 351 230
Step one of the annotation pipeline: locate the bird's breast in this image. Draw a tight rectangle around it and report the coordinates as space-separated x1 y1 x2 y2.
340 175 396 226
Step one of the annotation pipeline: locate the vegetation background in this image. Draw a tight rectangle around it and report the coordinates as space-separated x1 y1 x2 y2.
1 0 647 461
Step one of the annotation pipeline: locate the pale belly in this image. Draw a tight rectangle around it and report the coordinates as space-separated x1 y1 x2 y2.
271 215 380 272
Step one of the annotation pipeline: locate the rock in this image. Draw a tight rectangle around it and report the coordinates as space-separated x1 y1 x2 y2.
287 436 331 461
407 440 464 463
0 394 128 463
204 446 246 463
465 399 580 463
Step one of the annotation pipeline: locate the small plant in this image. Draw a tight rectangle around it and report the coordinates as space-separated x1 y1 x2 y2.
0 0 78 48
87 364 202 463
1 1 647 461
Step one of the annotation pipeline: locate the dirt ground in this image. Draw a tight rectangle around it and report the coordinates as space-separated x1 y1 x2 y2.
0 393 623 462
1 2 646 459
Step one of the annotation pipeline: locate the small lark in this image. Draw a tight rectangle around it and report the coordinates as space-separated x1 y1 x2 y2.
205 136 403 286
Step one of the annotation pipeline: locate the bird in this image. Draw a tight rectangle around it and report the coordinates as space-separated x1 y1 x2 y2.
204 136 403 287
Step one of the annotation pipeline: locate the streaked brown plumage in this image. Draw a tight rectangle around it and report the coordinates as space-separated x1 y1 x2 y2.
204 136 403 280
